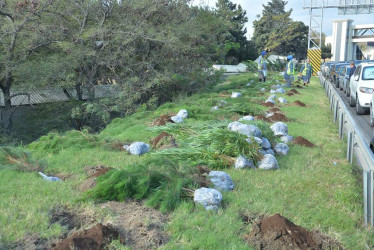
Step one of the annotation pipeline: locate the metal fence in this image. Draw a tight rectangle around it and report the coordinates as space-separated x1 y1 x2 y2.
0 85 120 107
320 75 374 226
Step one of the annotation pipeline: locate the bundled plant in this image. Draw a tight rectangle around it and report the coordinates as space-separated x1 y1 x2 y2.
29 129 100 154
84 159 198 213
150 122 260 168
226 102 261 116
0 147 45 172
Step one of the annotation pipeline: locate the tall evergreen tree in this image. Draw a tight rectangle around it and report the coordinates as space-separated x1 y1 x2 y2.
215 0 255 63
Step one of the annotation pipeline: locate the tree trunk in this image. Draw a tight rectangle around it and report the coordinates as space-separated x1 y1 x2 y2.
0 87 13 134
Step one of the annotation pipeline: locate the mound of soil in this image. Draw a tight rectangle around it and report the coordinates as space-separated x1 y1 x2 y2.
51 223 122 250
296 85 304 89
151 115 174 126
268 107 282 113
290 89 300 94
293 136 315 147
267 113 289 122
255 114 268 122
262 102 275 107
219 91 231 97
245 213 342 250
293 100 306 107
150 132 177 149
100 201 169 249
286 92 294 96
79 166 113 192
194 165 211 187
50 208 83 231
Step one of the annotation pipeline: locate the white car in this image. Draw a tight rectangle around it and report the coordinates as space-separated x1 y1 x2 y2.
349 62 374 115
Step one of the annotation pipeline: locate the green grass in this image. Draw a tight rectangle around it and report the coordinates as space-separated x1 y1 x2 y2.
0 73 373 249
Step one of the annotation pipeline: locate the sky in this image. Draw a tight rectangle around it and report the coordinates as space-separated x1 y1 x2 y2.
192 0 374 38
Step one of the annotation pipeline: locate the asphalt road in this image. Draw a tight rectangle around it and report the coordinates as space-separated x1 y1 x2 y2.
325 78 373 145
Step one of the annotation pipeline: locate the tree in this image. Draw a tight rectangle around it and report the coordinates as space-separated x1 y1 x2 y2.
0 0 54 133
215 0 255 63
252 0 308 59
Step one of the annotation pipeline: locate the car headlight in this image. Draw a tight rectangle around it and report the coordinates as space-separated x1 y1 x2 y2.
359 87 374 94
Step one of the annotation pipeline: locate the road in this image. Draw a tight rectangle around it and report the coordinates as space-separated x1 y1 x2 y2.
326 78 373 144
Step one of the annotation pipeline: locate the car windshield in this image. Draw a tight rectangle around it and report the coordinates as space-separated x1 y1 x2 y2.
362 66 374 80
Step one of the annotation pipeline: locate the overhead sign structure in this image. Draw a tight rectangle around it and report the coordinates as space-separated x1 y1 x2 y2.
303 0 374 50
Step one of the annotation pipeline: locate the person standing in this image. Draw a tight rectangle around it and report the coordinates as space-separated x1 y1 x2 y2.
349 61 356 80
258 51 267 82
299 58 313 86
284 55 293 88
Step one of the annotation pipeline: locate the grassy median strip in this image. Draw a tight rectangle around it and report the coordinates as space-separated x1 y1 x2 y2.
0 74 373 248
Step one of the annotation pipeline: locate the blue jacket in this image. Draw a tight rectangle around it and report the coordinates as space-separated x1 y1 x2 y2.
258 56 267 70
349 66 356 79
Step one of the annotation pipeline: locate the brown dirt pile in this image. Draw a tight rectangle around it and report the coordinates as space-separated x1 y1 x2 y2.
267 113 289 122
286 92 294 96
150 132 177 149
296 85 304 89
51 223 122 250
255 114 268 121
262 102 275 107
194 165 211 187
79 166 113 192
290 89 300 94
245 213 342 250
268 107 281 113
293 100 306 107
293 136 315 147
100 201 169 249
151 115 174 126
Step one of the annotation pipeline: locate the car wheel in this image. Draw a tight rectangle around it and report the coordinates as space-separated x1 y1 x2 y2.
370 105 374 127
349 93 356 107
356 97 365 115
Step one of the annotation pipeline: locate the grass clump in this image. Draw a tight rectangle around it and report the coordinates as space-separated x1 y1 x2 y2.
226 102 261 116
0 147 45 172
84 159 198 213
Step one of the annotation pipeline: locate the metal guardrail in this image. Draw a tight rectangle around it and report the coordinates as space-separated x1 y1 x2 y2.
319 75 374 226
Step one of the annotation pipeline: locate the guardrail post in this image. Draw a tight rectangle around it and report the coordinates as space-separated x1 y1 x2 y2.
364 170 374 226
330 97 334 111
334 101 338 123
347 132 354 163
339 112 344 139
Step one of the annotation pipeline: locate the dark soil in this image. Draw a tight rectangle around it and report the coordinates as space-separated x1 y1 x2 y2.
151 114 174 126
50 208 83 232
79 165 113 192
268 107 281 113
100 201 169 249
84 165 113 178
290 89 301 94
255 114 268 121
293 136 315 147
245 213 342 250
296 85 304 89
262 102 275 107
195 165 211 187
267 113 289 122
51 223 122 250
150 132 177 149
286 92 294 96
293 100 306 107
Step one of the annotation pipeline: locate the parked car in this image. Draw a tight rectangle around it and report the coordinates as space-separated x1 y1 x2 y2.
370 136 374 153
349 62 374 115
338 65 352 95
333 63 349 87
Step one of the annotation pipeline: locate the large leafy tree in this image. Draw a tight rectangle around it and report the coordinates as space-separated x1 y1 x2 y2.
215 0 255 63
252 0 308 59
0 0 55 133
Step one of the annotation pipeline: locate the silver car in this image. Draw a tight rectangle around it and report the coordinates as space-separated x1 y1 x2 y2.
338 65 352 96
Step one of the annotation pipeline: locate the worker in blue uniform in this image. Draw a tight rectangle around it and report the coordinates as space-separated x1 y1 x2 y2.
258 51 267 82
284 55 294 88
299 58 313 86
